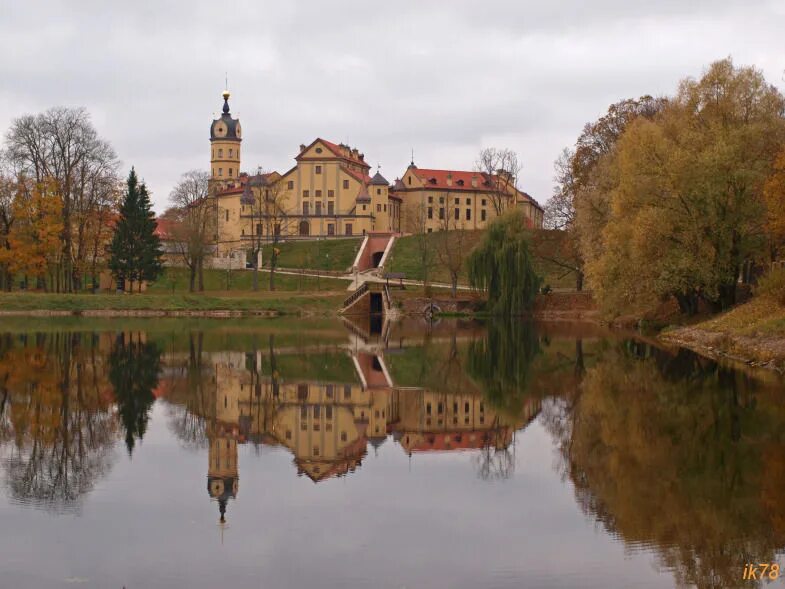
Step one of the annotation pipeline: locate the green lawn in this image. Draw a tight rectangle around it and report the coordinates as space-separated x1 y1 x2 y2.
260 237 362 272
147 267 348 293
386 230 579 289
0 291 345 315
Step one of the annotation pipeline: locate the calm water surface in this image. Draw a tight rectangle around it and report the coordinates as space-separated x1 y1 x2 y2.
0 317 783 589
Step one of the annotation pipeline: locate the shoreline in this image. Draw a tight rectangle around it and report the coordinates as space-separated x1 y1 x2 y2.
659 326 785 374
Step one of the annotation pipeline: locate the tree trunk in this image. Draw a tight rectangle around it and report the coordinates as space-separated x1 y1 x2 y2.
576 271 584 292
198 258 204 292
253 248 259 291
451 273 457 298
189 265 196 293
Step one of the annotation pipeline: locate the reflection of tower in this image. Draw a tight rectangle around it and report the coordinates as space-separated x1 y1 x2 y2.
207 433 238 524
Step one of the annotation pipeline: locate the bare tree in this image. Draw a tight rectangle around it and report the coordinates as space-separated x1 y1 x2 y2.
435 192 471 297
475 147 522 216
242 171 286 291
4 107 119 292
168 170 215 292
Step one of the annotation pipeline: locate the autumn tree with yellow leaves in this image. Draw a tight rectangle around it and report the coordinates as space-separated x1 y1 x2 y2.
0 180 64 290
570 59 785 316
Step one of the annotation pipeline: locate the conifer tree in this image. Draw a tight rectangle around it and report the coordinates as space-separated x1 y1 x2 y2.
109 168 164 292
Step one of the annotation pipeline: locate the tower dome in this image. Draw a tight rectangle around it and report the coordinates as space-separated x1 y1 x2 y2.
210 90 242 140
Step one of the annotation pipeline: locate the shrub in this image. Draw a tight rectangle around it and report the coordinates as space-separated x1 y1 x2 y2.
756 267 785 306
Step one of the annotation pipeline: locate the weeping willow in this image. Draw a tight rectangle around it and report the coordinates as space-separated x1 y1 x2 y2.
467 210 541 315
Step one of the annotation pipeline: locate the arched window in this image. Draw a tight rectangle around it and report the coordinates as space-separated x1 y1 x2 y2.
299 220 310 236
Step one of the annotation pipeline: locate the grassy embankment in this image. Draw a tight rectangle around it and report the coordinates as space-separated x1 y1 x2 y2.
386 230 579 289
661 297 785 371
259 237 362 272
0 266 350 315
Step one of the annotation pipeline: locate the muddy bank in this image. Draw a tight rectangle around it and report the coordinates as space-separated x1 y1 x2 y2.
660 326 785 373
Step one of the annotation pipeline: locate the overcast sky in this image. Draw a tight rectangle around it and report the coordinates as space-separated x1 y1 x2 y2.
2 0 784 212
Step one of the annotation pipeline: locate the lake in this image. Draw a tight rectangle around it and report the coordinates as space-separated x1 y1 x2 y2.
0 317 783 588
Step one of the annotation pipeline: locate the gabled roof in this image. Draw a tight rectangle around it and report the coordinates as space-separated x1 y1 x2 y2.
296 138 370 169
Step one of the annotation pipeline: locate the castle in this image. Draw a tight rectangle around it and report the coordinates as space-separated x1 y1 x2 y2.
208 90 543 259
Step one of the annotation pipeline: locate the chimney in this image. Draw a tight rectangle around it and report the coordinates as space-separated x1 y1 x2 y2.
446 172 452 187
471 174 478 188
359 153 364 161
299 144 306 152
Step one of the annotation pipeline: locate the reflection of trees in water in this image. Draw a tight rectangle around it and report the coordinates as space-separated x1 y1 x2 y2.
466 321 542 480
547 343 785 589
164 332 211 450
0 333 117 511
467 320 541 416
109 334 161 455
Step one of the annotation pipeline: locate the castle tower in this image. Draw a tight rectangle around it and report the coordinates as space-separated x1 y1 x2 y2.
210 90 242 189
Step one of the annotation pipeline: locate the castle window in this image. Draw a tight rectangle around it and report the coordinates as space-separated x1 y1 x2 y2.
218 148 223 158
315 190 322 197
315 147 323 154
377 188 381 195
301 406 307 418
427 207 433 219
341 432 347 442
229 148 233 157
228 168 233 177
439 197 444 204
315 202 322 215
455 198 460 205
345 223 352 236
288 180 294 189
362 205 367 211
482 199 487 206
457 179 464 186
467 198 471 205
328 224 335 235
343 180 349 189
315 165 322 174
439 208 444 220
218 168 223 176
428 196 433 203
328 190 334 198
426 402 432 415
344 385 351 399
454 208 459 220
328 202 334 215
225 210 229 222
326 406 333 419
481 210 487 221
302 202 309 215
383 204 387 212
313 446 320 456
303 190 309 198
466 209 471 220
408 176 411 185
376 204 381 213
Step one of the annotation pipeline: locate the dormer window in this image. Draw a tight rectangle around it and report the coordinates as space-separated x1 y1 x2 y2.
315 147 323 154
429 178 437 184
457 179 465 186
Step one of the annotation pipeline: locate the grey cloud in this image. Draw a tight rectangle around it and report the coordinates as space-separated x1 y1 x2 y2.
1 0 784 209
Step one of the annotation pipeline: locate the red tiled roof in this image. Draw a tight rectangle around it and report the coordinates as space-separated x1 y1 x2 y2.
342 165 372 186
411 169 494 193
154 218 175 239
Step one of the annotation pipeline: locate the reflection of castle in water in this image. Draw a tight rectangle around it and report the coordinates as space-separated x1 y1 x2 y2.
198 346 540 521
